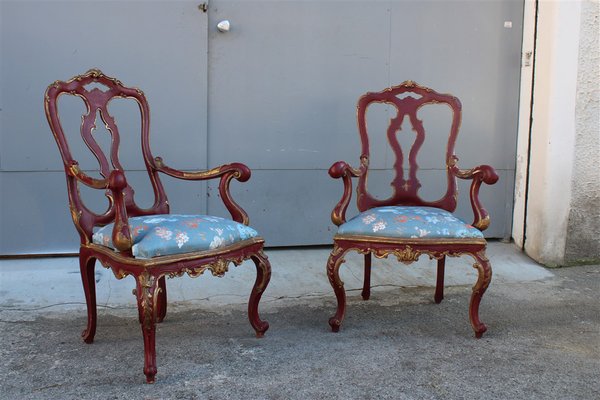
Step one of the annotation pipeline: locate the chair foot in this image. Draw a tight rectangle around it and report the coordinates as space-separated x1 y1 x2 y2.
255 328 267 339
469 251 492 338
249 252 271 337
474 326 487 339
327 245 347 332
329 317 341 332
81 330 95 344
79 252 97 344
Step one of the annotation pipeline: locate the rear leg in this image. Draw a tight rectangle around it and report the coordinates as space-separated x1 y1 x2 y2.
434 256 445 304
156 276 167 323
361 253 372 300
79 251 97 344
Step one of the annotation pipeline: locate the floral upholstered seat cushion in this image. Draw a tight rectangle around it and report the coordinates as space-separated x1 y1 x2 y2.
337 206 483 239
92 214 258 259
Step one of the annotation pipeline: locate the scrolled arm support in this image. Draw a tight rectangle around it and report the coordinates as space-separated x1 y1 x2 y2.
153 157 251 225
107 170 133 252
329 161 363 226
66 162 132 250
452 163 499 231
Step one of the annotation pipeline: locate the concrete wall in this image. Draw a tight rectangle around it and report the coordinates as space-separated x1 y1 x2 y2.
524 0 600 266
565 1 600 264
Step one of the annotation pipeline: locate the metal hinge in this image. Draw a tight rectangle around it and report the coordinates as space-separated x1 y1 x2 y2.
198 2 208 13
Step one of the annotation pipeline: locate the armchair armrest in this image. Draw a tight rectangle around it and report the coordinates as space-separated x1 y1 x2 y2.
153 157 251 225
67 162 133 251
329 160 364 226
66 161 108 189
450 157 499 231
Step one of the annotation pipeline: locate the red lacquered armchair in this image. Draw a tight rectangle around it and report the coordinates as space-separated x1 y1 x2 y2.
44 69 271 383
327 82 498 337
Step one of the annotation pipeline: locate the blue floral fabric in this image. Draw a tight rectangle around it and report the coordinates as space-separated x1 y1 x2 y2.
92 214 258 259
337 206 483 239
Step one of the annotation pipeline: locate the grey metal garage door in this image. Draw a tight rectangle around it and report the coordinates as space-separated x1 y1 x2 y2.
0 0 523 254
205 0 523 246
0 1 210 254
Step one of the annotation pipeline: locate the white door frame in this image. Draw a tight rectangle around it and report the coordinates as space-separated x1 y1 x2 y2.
512 0 537 248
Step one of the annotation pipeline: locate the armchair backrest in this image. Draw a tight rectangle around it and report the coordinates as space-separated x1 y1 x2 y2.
45 69 169 242
355 81 462 213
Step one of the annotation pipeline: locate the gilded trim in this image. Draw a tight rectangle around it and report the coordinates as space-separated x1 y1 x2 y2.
473 214 491 231
326 244 347 288
83 237 264 267
69 205 87 242
70 68 125 88
447 155 459 169
468 250 492 292
333 234 486 246
392 246 420 263
251 250 271 293
333 243 487 266
398 80 433 92
138 271 157 331
166 256 243 279
454 167 482 180
154 156 223 179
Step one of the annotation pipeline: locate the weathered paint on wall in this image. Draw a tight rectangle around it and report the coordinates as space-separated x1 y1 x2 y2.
524 1 580 266
524 0 599 266
565 1 600 264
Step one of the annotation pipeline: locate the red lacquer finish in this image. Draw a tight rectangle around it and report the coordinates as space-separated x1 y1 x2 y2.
45 70 271 383
327 82 498 337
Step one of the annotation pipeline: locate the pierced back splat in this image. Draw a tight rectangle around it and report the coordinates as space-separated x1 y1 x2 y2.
44 69 169 242
355 81 462 213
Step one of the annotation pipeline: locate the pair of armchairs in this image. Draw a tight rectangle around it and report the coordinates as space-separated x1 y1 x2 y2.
45 70 498 383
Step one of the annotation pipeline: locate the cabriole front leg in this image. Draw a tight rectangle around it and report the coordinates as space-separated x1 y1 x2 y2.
249 251 271 337
469 251 492 338
135 271 161 383
79 250 97 344
327 244 348 332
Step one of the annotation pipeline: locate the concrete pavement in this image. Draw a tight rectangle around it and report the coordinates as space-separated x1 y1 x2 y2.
0 242 598 399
